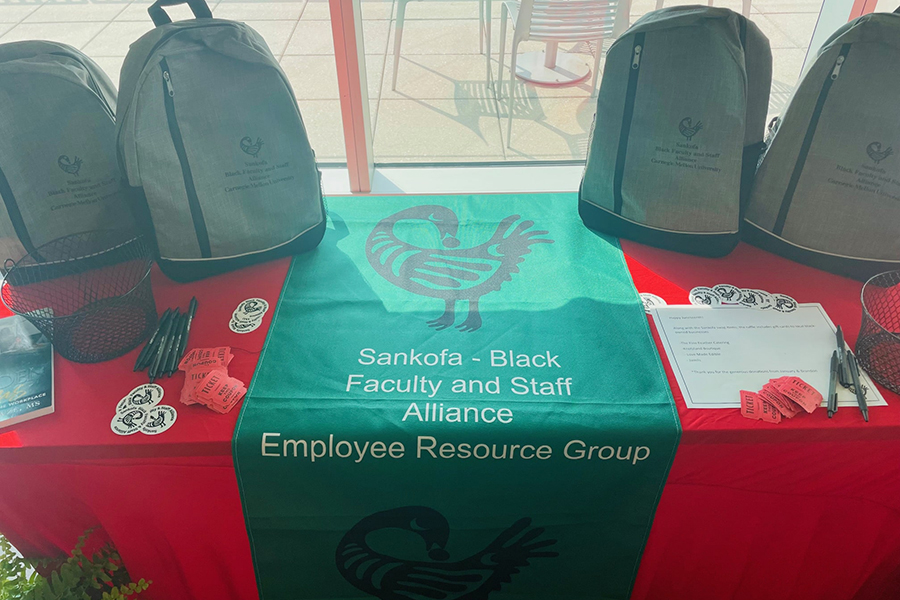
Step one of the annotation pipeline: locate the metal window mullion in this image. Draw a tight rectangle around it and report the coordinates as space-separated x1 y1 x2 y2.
329 0 374 193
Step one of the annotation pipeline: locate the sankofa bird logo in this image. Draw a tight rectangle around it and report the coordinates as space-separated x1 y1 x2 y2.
678 117 703 141
867 142 893 165
57 155 82 176
336 506 558 600
366 206 554 332
240 136 264 158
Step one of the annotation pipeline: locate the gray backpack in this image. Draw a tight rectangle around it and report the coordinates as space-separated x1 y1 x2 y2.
744 10 900 280
0 41 134 265
580 6 771 257
116 0 325 282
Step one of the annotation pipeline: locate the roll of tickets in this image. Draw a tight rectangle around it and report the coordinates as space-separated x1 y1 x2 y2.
110 407 147 436
689 287 721 307
179 347 233 372
712 284 743 304
194 370 247 414
640 293 667 313
116 383 163 413
141 405 177 435
740 390 781 423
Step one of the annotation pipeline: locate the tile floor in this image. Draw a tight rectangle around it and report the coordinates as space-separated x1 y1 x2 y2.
1 0 893 163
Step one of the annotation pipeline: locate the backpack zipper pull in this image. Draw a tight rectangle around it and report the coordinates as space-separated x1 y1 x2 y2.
831 55 844 80
632 45 642 70
163 70 175 96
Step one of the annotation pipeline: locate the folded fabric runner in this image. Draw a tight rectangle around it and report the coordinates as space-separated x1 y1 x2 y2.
233 193 682 600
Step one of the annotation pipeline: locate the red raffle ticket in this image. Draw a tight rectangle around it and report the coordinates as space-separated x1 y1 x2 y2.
194 370 246 414
176 346 246 413
775 376 823 414
178 347 233 372
759 384 802 418
740 390 781 423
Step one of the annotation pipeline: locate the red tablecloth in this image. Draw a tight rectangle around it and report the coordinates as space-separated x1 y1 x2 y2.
0 259 291 600
2 243 900 600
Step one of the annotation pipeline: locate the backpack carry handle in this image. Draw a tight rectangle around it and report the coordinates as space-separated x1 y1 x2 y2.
148 0 213 26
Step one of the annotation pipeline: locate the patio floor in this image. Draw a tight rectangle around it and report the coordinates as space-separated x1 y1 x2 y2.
0 0 832 163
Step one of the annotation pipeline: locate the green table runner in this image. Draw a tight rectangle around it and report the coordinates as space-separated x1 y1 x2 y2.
234 193 680 600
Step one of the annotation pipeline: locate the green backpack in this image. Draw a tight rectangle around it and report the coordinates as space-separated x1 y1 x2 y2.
116 0 326 282
744 10 900 280
0 41 134 265
580 6 771 257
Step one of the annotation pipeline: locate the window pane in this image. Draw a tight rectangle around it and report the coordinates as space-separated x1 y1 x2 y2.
364 0 829 165
277 0 347 163
0 0 346 163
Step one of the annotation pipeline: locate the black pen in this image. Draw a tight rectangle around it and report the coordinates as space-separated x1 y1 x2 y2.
168 297 197 376
847 350 869 422
827 350 838 418
162 313 186 377
134 308 171 371
836 326 850 387
149 308 179 382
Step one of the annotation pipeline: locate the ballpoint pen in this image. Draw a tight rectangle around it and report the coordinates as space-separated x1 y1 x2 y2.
149 308 179 382
163 313 187 377
827 350 838 418
847 350 869 422
134 308 171 371
836 326 850 387
168 297 197 376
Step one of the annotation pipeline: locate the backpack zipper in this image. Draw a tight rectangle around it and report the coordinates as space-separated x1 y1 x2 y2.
117 22 244 186
0 164 37 256
160 57 211 258
773 44 851 236
613 33 645 215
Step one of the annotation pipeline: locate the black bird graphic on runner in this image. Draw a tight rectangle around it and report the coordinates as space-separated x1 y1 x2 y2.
336 506 558 600
365 206 553 332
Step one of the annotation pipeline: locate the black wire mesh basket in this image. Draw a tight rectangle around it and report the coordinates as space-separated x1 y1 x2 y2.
1 231 157 364
856 271 900 395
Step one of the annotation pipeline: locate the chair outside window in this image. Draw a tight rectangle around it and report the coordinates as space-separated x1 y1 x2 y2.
498 0 622 143
655 0 751 17
392 0 491 90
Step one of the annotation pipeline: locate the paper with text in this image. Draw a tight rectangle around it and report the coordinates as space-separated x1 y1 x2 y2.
652 304 888 409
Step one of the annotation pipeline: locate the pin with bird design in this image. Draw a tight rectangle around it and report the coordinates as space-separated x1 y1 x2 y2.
366 206 554 332
141 405 177 435
115 383 163 413
110 407 147 436
336 506 558 600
